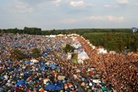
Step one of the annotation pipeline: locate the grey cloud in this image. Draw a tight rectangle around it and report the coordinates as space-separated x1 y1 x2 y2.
18 0 60 6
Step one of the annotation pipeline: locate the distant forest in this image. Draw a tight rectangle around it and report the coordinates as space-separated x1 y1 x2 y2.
0 27 138 52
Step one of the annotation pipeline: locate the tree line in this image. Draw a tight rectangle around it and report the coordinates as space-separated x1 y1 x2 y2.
0 27 42 35
1 28 137 35
83 33 138 53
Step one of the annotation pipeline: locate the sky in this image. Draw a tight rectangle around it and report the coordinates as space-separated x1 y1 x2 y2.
0 0 138 30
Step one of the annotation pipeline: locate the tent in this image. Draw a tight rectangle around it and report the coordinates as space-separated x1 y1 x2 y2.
50 35 56 38
57 75 66 80
92 79 101 84
16 80 26 86
132 27 137 33
25 61 31 65
97 48 107 54
78 51 89 60
67 53 72 60
44 82 63 91
30 59 38 63
109 51 116 54
43 78 50 84
49 63 58 69
45 61 54 66
72 42 81 49
55 84 63 91
40 66 46 71
87 68 95 72
44 84 55 90
78 59 83 64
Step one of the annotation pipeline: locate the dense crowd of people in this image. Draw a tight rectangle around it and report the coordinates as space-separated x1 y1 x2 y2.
0 33 137 92
78 36 138 92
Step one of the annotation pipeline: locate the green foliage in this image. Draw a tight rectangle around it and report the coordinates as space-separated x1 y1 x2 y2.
24 27 41 35
63 44 75 53
43 28 133 35
31 48 40 58
1 27 137 35
0 27 41 35
10 49 26 60
83 33 138 52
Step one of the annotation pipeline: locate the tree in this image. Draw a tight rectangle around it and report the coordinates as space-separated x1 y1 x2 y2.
63 44 75 53
23 27 41 35
10 49 26 60
31 48 40 58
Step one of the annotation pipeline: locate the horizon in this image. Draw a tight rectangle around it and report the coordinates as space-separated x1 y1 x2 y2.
0 27 134 31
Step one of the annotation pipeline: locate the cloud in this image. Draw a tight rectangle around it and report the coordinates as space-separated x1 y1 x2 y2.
70 0 85 7
104 4 112 7
62 15 124 24
117 0 128 4
14 1 33 13
15 0 62 8
55 0 62 5
8 0 63 13
18 0 51 5
87 16 105 20
106 16 124 21
87 15 124 22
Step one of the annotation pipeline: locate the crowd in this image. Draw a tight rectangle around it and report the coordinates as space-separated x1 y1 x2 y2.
0 33 113 92
0 33 137 92
78 36 138 92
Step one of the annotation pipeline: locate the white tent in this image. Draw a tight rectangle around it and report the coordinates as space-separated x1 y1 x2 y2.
58 75 66 80
72 43 81 49
30 59 38 63
78 59 84 64
91 46 96 49
78 51 89 60
67 53 72 60
92 79 101 83
43 78 50 84
45 61 54 66
109 51 116 54
97 48 107 54
50 35 56 38
87 68 95 72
